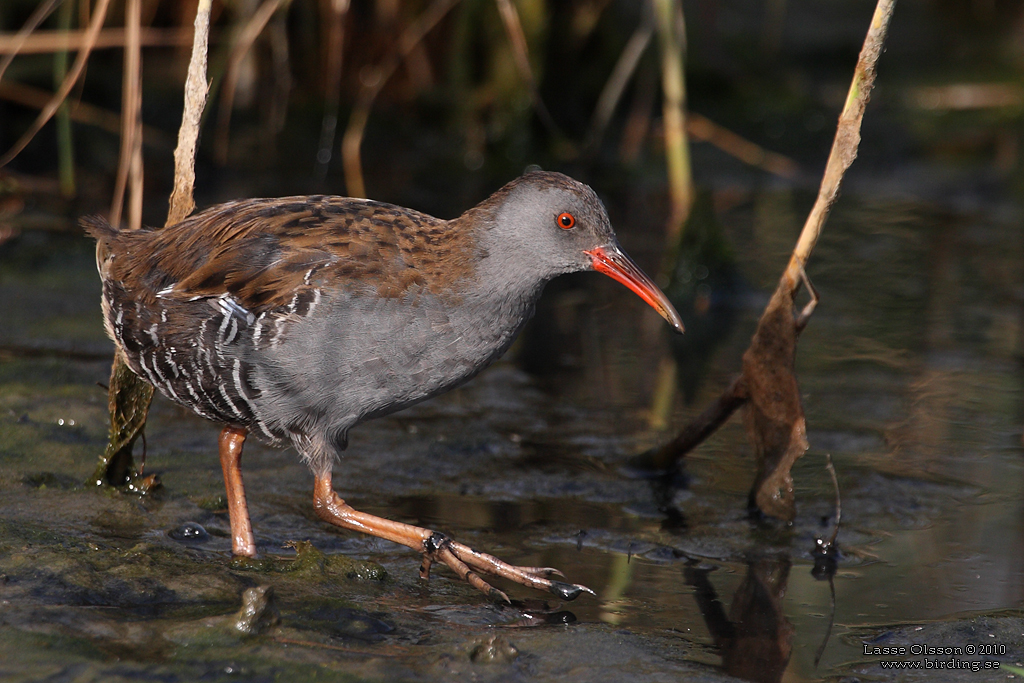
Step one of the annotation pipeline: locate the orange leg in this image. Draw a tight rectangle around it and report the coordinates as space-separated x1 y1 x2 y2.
313 472 594 602
218 426 256 557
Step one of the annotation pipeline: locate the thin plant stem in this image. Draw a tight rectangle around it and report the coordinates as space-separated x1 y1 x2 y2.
823 453 841 548
652 0 692 242
641 0 896 472
214 0 290 165
54 0 75 198
97 0 216 488
586 6 654 151
0 80 172 147
168 0 213 226
111 0 144 230
784 0 896 286
0 0 65 82
687 112 798 179
0 0 112 168
342 0 459 198
314 0 350 182
0 27 192 55
494 0 560 136
648 0 693 430
127 0 144 232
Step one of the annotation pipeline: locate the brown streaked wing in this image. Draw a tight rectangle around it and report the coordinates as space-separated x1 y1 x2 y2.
125 196 464 314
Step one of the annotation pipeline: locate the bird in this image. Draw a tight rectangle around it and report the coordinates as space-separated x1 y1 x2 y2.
85 171 684 602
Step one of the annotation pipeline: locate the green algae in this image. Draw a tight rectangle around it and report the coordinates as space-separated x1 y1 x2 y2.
288 541 388 582
227 542 387 583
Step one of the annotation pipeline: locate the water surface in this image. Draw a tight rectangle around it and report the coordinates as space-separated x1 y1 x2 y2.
1 186 1022 681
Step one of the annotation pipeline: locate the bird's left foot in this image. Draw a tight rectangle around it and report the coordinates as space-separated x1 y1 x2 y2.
418 531 595 603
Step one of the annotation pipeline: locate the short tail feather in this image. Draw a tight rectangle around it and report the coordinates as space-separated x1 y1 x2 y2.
80 215 120 244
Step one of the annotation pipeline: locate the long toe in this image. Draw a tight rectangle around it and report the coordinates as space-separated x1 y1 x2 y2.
432 542 511 603
433 537 594 601
311 479 594 602
507 566 566 578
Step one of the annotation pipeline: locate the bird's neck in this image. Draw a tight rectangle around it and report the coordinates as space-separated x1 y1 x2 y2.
455 200 557 306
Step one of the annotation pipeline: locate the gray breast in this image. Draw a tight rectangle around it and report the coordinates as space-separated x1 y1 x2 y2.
244 285 538 467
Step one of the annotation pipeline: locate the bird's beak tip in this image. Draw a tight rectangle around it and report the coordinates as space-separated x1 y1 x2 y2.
585 246 685 334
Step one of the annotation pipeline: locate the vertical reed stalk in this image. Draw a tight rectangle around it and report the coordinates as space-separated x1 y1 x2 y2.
648 0 694 430
111 0 143 230
214 0 289 165
97 0 214 487
168 0 212 225
0 0 111 168
652 0 692 243
314 0 350 182
342 0 458 198
54 0 76 197
784 0 895 286
126 0 144 231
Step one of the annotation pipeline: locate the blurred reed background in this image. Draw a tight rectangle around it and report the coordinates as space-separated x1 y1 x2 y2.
1 0 1021 232
2 0 1023 427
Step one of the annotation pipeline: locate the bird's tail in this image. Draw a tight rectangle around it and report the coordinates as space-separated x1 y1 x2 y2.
80 215 120 244
81 215 126 269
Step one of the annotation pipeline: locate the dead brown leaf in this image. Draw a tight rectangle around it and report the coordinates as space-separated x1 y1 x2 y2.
741 280 809 521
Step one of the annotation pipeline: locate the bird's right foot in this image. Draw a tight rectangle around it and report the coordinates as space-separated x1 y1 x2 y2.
312 474 593 602
418 531 594 603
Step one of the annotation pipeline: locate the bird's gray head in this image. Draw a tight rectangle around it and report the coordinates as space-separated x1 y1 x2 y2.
472 171 683 332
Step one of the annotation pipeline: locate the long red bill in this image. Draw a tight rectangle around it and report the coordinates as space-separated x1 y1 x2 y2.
585 245 684 333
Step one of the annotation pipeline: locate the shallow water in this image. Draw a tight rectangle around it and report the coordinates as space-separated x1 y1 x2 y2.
1 188 1023 682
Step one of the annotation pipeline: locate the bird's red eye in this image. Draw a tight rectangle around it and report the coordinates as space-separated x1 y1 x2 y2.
557 212 576 229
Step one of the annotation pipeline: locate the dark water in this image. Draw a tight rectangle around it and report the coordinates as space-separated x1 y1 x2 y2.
1 182 1022 681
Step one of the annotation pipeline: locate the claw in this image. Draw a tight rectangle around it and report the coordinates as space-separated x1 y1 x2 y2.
489 586 512 604
516 566 565 578
418 533 594 602
314 476 591 603
432 539 512 604
548 581 595 601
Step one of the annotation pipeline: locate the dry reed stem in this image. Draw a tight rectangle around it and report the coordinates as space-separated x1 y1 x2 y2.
586 7 654 150
652 0 693 240
687 112 798 179
645 0 693 432
735 0 893 519
584 3 796 178
78 0 91 38
214 0 290 165
54 0 75 198
168 0 213 226
644 376 748 469
98 0 216 487
822 453 841 547
111 0 144 231
342 0 459 198
0 27 193 55
640 0 896 498
0 0 112 169
785 0 895 285
0 0 64 82
0 80 173 147
314 0 351 180
127 0 144 233
494 0 560 135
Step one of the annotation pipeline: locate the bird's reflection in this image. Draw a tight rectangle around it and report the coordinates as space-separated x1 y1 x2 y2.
685 555 794 683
